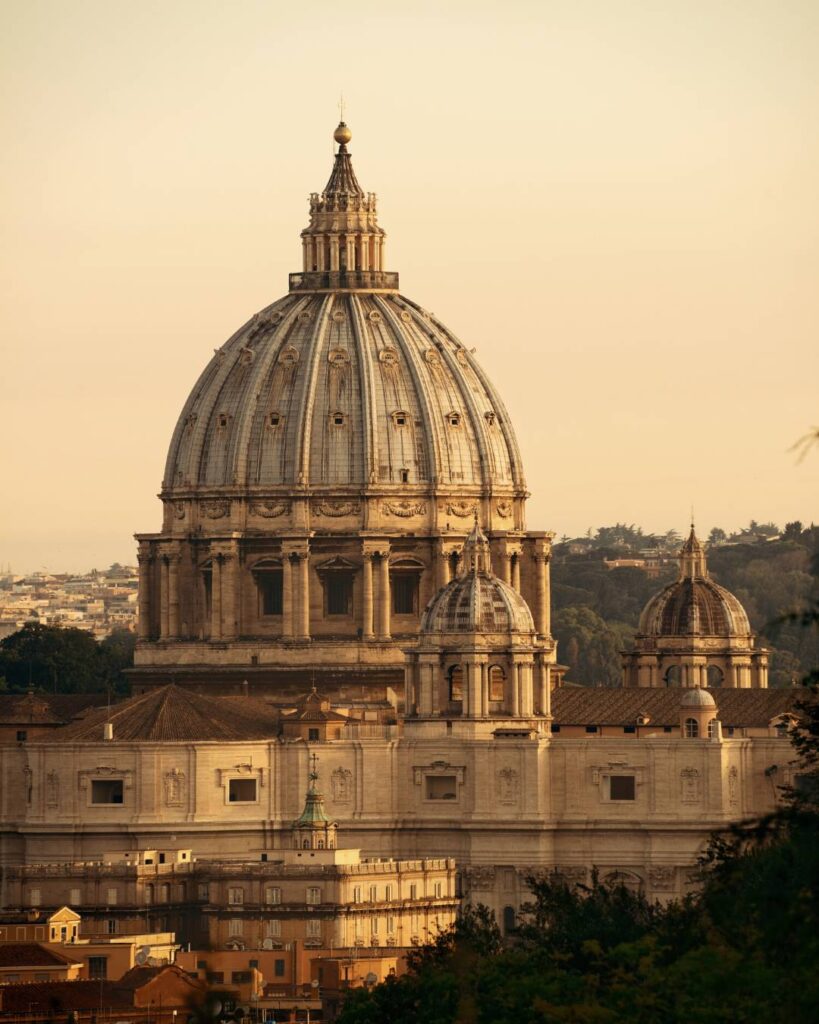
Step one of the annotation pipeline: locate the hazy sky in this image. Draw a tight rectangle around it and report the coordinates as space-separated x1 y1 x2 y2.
2 0 817 573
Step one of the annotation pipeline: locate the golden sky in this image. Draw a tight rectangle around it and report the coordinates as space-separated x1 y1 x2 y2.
2 0 817 572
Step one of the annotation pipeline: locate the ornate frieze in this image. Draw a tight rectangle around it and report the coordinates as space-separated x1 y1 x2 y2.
495 766 520 804
382 500 427 518
200 500 230 520
312 500 360 518
331 767 353 803
163 768 186 807
496 501 512 518
446 501 477 518
249 501 289 519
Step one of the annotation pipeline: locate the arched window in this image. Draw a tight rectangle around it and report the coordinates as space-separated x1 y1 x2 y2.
303 839 310 849
144 884 154 905
502 905 516 935
489 665 505 702
664 665 681 687
317 839 325 849
159 883 170 904
448 665 463 703
706 665 724 688
684 718 699 738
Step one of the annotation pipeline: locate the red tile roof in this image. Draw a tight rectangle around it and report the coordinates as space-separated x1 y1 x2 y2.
0 943 79 968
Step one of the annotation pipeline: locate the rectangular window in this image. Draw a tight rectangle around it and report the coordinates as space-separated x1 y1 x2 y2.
368 885 377 903
585 725 598 734
232 971 252 984
106 919 118 935
266 919 281 938
371 916 379 934
385 885 393 902
198 883 210 902
274 959 285 978
387 915 395 933
326 576 352 616
228 887 244 905
88 957 108 980
306 919 321 938
353 886 361 903
106 888 118 905
228 919 243 937
609 775 636 801
229 778 257 802
308 728 320 741
409 884 417 900
259 572 283 616
623 725 636 734
434 881 443 898
16 730 27 742
206 972 224 985
70 888 82 906
265 886 282 905
29 888 41 907
426 776 457 801
306 886 321 905
91 779 123 804
392 576 417 615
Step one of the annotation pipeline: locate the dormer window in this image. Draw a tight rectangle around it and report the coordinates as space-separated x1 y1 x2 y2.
484 411 496 426
448 413 461 427
218 413 229 428
400 469 409 483
396 414 406 426
269 413 281 427
332 412 345 426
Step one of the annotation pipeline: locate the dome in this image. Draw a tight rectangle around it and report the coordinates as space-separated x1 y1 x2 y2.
420 521 535 635
162 123 524 499
680 686 717 709
638 527 751 638
163 292 524 493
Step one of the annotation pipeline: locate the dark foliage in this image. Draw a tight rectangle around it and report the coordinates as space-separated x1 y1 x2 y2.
0 623 134 695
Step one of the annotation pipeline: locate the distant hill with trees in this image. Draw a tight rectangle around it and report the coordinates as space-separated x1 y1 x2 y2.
552 521 819 687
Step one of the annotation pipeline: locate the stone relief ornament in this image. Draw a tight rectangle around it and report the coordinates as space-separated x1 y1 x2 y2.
399 310 413 323
455 348 470 366
463 866 496 890
200 500 230 520
173 502 186 520
447 501 478 518
648 866 676 891
297 310 313 322
249 501 289 519
331 767 353 803
423 348 441 366
278 346 299 366
367 310 382 323
239 346 255 365
378 348 398 366
496 501 512 518
163 768 186 807
496 767 520 804
728 765 739 805
46 770 60 806
313 501 361 518
331 309 346 323
382 501 427 518
328 348 350 365
680 767 701 803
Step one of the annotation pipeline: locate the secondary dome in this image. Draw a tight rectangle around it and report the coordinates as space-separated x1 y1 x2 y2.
163 123 524 496
638 528 751 638
421 522 535 635
681 686 717 709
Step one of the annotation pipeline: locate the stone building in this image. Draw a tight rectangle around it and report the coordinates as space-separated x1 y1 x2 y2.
131 121 554 697
622 526 769 688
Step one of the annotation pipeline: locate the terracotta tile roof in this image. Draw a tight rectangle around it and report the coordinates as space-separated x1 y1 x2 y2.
0 693 107 726
0 943 79 968
551 687 808 728
49 685 281 742
0 981 131 1012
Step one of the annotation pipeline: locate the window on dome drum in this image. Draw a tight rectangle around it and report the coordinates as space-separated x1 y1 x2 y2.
448 665 463 703
426 775 457 800
228 779 257 802
392 575 418 615
684 718 699 738
256 568 283 616
489 665 505 702
91 779 123 804
609 775 636 801
707 665 724 688
326 575 353 616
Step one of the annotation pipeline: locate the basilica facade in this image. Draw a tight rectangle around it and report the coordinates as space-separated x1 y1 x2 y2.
0 123 804 940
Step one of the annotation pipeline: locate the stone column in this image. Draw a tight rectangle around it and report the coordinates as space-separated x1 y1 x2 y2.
167 552 180 640
315 234 325 272
501 553 512 586
222 547 238 641
479 662 489 717
297 553 311 640
534 554 549 635
282 556 294 639
361 552 375 639
512 664 521 717
137 546 152 641
436 543 452 591
302 237 310 272
329 236 340 272
211 556 222 642
377 551 391 640
537 658 551 718
346 237 356 270
359 234 370 271
159 558 169 639
511 555 521 593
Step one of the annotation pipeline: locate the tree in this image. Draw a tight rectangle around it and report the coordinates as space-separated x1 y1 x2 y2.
0 623 134 694
708 527 727 546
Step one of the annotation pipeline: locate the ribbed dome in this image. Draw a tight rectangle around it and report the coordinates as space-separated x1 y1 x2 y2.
639 578 751 637
421 573 535 634
681 687 717 709
163 292 524 492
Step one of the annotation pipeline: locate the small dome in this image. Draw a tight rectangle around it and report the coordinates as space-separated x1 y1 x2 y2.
421 573 535 634
639 577 751 637
681 687 717 709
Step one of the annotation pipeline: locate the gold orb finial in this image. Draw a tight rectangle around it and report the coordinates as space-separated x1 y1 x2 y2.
334 121 352 146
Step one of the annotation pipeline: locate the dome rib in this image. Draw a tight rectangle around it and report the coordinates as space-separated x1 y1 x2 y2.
350 294 381 484
294 295 333 485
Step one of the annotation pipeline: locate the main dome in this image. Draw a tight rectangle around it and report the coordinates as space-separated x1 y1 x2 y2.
164 291 523 492
163 122 524 497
